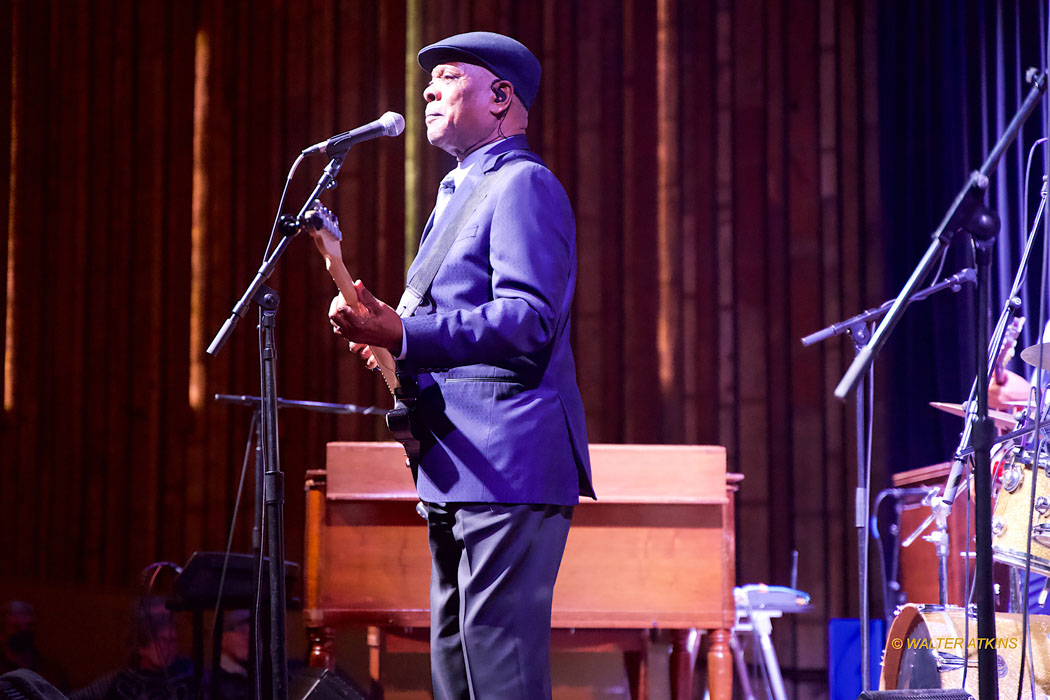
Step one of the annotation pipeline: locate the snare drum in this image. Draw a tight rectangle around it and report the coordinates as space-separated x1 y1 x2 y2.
881 604 1050 695
992 446 1050 576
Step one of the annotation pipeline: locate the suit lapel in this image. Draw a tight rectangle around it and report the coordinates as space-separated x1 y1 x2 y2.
408 135 532 281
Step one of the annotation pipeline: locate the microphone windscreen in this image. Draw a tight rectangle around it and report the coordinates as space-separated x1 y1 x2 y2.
380 111 406 137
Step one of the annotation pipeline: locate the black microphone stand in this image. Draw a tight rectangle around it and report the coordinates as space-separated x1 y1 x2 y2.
802 267 976 690
833 69 1046 700
209 394 386 700
835 70 1046 400
968 206 1003 700
207 155 347 700
214 393 389 417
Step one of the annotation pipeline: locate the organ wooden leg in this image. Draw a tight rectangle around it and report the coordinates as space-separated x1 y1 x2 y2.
367 626 386 688
706 628 732 700
624 630 650 700
669 629 699 700
306 625 336 670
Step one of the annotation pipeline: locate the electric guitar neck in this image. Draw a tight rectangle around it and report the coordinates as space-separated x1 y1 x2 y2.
305 204 400 395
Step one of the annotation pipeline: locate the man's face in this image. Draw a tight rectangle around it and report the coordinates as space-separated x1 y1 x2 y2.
2 610 32 640
2 610 34 655
221 620 250 663
139 625 177 671
423 62 496 158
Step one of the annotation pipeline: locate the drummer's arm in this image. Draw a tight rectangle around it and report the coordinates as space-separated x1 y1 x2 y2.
989 368 1030 410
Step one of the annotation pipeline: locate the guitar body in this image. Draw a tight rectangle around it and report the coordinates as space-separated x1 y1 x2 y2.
385 374 421 469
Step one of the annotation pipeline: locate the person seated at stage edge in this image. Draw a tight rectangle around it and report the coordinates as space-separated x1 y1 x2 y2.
70 597 193 700
0 601 69 692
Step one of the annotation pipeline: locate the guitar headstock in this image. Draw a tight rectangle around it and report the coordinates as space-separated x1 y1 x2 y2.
995 316 1026 384
305 202 344 263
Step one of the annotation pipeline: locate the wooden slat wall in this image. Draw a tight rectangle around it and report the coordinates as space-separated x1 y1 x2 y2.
1 0 881 693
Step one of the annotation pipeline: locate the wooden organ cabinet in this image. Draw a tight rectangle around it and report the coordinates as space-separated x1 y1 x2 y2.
303 442 739 700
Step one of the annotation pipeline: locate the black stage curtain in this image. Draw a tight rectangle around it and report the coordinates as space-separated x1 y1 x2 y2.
879 0 1049 473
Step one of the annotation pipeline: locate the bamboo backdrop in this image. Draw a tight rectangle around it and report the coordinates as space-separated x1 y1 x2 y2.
2 0 882 695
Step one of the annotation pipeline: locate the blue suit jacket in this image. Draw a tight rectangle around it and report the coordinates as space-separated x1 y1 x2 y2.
398 136 594 506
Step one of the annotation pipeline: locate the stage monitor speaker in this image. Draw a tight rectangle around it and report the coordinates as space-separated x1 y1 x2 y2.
0 670 68 700
291 668 370 700
858 691 973 699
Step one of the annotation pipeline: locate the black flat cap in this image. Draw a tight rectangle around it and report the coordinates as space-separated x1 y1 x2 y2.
418 31 541 109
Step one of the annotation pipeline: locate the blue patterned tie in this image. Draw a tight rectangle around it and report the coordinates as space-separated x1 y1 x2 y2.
433 171 456 224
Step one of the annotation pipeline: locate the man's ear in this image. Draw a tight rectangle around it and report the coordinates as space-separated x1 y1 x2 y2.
490 80 514 116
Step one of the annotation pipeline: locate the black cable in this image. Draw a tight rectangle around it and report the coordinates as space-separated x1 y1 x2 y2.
1016 93 1050 700
962 460 973 691
206 409 259 697
263 155 305 261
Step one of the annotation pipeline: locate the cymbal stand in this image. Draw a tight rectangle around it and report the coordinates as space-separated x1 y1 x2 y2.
926 493 951 606
891 485 952 607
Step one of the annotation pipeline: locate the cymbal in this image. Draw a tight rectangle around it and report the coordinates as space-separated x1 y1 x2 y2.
1001 399 1038 408
1020 342 1050 371
929 401 1017 431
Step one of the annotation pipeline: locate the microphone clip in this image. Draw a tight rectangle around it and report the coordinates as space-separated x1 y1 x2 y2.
277 215 303 238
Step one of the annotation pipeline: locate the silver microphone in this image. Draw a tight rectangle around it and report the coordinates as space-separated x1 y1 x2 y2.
302 111 405 157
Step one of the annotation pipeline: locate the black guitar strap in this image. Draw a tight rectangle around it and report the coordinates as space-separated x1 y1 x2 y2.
387 150 544 473
395 150 543 319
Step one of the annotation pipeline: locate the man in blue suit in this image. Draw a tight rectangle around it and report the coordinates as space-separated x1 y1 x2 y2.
329 31 595 700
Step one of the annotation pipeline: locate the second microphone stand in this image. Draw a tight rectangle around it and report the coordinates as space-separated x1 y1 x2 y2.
802 267 976 689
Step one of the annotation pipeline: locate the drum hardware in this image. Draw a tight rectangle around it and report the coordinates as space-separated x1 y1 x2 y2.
1037 578 1050 608
1036 496 1050 515
899 491 953 607
891 602 976 619
1034 523 1050 547
900 442 1022 612
874 486 941 621
923 648 1009 678
932 651 974 673
1002 460 1024 492
990 546 1050 577
956 421 1050 460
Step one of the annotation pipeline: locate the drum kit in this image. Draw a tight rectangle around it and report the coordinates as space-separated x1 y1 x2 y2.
881 338 1050 695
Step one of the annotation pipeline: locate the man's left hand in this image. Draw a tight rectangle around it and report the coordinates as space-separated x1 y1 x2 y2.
329 280 403 352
